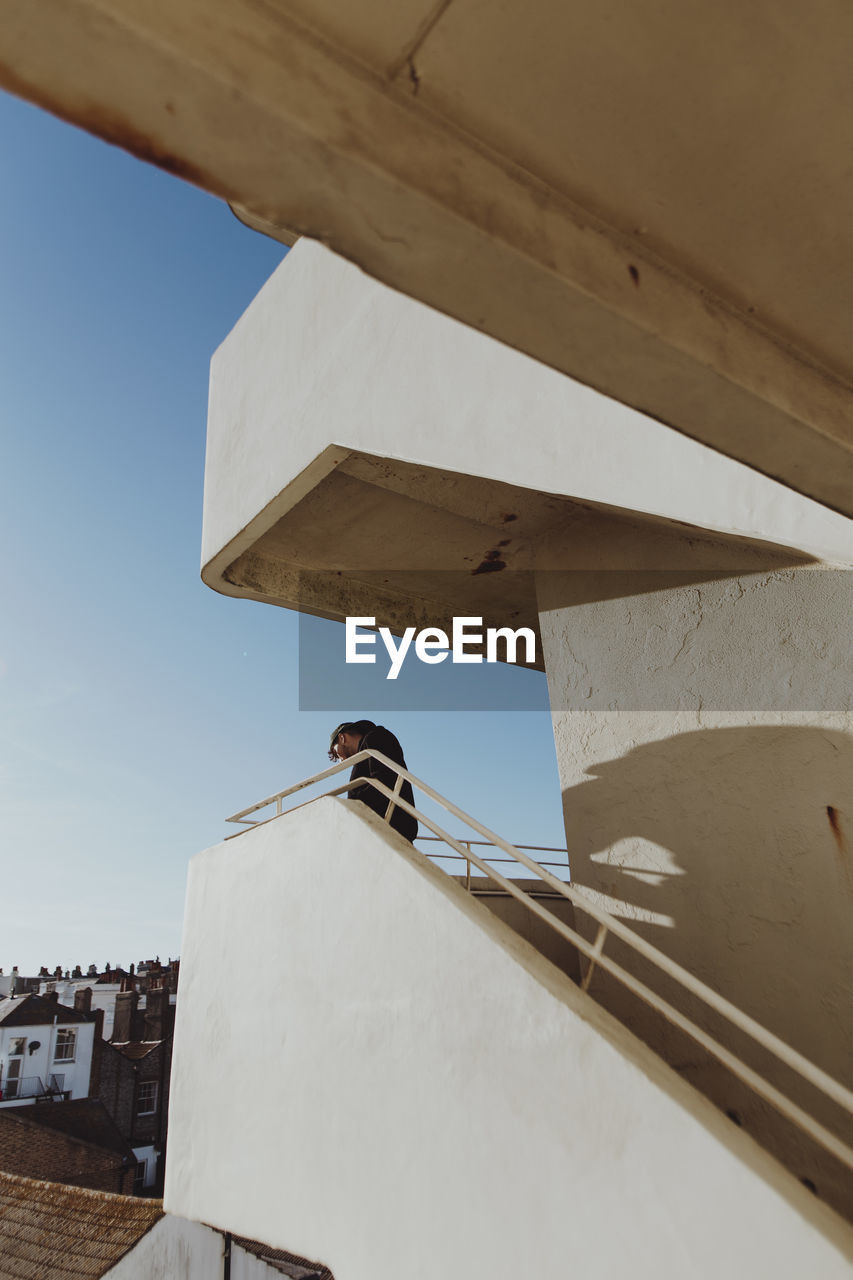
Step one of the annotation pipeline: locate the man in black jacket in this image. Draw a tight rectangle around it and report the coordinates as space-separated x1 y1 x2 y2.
328 719 418 843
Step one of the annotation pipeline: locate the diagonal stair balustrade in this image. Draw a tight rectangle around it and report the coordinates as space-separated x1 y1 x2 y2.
225 749 853 1195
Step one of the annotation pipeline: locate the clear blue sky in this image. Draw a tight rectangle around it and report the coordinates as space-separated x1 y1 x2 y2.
0 90 566 976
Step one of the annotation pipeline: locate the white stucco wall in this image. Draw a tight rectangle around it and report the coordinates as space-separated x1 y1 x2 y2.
105 1215 296 1279
202 241 853 586
535 520 853 1196
166 797 853 1279
105 1215 223 1279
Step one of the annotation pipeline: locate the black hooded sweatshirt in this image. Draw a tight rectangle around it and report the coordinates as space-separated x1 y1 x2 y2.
348 724 418 843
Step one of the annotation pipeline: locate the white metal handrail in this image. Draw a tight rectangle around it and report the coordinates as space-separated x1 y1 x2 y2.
415 837 570 892
225 748 853 1174
417 835 570 865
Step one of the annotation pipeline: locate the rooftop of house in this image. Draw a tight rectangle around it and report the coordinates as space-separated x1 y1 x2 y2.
9 1098 135 1162
0 1170 333 1280
234 1233 334 1279
0 994 95 1029
0 1170 162 1279
108 1041 163 1061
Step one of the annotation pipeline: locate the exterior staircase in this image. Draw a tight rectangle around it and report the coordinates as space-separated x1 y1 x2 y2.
164 755 853 1279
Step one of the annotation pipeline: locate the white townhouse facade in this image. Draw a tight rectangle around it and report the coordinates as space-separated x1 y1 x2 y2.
0 994 96 1106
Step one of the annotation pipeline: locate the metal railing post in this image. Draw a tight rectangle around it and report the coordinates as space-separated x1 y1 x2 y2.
581 923 608 993
384 771 404 823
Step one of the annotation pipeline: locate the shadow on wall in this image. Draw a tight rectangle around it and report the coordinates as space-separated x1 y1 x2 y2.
562 724 853 1086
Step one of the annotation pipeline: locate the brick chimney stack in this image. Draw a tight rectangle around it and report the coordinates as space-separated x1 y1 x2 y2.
74 987 92 1014
144 985 169 1041
88 1007 105 1096
112 989 139 1043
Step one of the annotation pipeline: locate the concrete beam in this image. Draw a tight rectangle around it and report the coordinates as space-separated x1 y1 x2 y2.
3 1 853 515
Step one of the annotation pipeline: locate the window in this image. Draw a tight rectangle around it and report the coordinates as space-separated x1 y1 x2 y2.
9 1038 26 1057
54 1029 77 1062
133 1160 146 1194
136 1081 158 1116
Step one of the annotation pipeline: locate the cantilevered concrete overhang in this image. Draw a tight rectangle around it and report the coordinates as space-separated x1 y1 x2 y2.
201 241 853 644
4 1 853 515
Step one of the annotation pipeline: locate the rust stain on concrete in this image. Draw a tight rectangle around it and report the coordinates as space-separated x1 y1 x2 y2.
0 65 240 200
826 806 853 892
472 548 507 575
827 805 844 848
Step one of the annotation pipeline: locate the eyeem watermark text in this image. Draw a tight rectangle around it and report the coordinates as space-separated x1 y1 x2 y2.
346 616 536 679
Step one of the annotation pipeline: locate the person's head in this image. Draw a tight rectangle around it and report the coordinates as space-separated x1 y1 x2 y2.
328 720 376 762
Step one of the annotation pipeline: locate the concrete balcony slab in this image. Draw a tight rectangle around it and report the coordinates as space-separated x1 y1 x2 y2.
201 241 853 638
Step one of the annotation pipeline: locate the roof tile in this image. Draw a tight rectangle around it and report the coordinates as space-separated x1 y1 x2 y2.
0 1170 162 1279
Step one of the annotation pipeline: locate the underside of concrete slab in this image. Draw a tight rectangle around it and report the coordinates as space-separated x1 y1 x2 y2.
5 2 853 512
